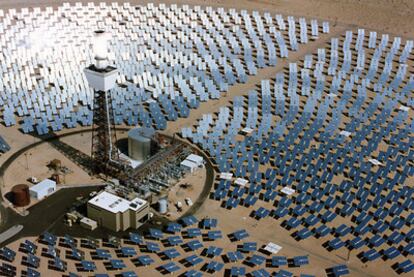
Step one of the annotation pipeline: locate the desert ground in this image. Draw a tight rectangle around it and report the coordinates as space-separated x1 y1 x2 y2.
0 0 412 37
0 1 412 277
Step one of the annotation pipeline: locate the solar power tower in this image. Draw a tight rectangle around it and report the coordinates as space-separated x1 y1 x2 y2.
84 30 121 175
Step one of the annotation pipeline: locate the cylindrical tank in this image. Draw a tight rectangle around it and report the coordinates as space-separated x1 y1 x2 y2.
128 127 155 161
51 173 61 184
11 184 30 207
158 197 168 214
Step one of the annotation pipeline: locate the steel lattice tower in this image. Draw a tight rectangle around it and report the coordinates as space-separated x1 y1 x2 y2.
84 30 121 176
90 87 119 175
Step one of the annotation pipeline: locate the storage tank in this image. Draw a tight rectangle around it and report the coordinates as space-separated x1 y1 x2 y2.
158 197 168 214
11 184 30 207
51 173 62 184
128 127 155 161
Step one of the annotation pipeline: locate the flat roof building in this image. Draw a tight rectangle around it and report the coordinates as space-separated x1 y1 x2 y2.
180 159 198 173
87 191 149 232
180 153 204 173
29 179 56 200
185 154 204 167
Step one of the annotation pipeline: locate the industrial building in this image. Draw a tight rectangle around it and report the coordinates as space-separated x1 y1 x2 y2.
185 154 204 167
29 179 56 200
80 217 98 231
87 191 149 232
180 153 204 173
180 159 198 173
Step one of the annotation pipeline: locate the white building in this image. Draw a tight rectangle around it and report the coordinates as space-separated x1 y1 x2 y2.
87 191 149 232
185 154 204 167
180 159 198 173
180 153 204 173
80 217 98 230
29 179 56 200
220 172 233 180
234 178 249 187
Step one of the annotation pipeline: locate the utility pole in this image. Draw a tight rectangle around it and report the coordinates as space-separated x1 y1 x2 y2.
24 152 31 170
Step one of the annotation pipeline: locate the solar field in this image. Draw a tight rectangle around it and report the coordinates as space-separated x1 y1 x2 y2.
0 2 412 276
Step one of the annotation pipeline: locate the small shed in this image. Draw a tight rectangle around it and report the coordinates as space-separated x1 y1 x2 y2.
220 172 233 180
281 187 295 196
29 179 56 200
241 127 253 135
234 178 249 187
80 217 98 230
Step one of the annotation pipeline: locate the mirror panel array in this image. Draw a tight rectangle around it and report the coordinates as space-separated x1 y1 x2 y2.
0 218 332 276
0 3 329 135
182 29 414 273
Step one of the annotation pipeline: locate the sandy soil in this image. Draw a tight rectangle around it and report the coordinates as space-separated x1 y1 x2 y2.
2 217 359 277
0 123 131 211
0 1 412 277
166 167 206 219
1 130 100 211
163 24 346 136
0 0 413 38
